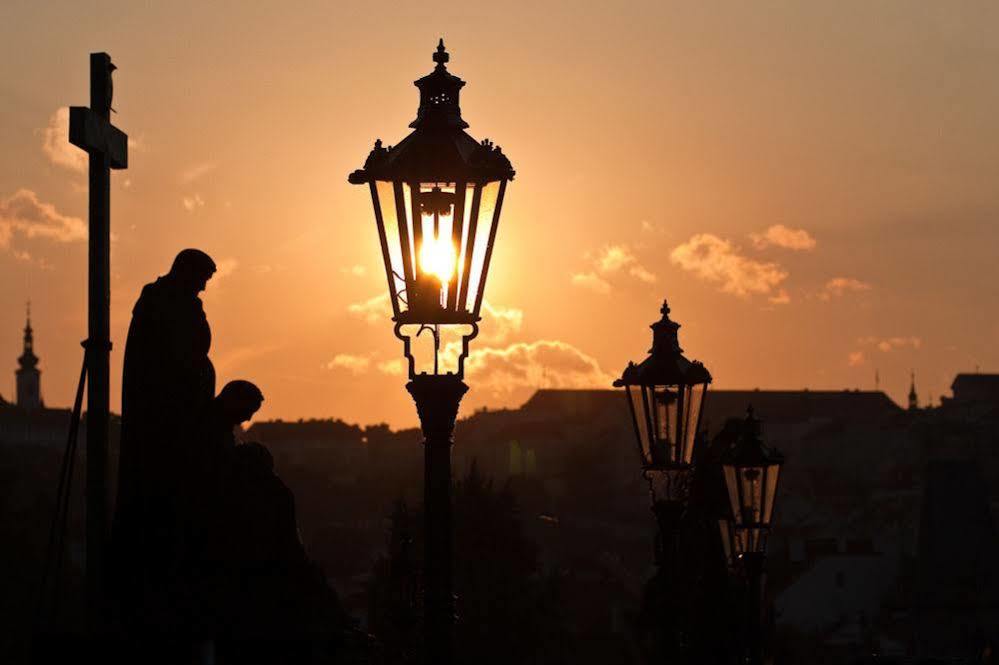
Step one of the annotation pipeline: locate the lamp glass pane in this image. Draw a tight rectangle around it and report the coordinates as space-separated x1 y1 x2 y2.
627 385 652 465
464 180 501 312
739 466 764 525
402 182 417 278
723 465 741 525
375 180 408 313
454 183 476 311
718 519 733 564
681 383 705 464
763 464 781 524
735 528 748 556
416 183 458 308
651 386 679 464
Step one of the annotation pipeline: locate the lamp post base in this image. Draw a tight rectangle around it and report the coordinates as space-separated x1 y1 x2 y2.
407 373 468 665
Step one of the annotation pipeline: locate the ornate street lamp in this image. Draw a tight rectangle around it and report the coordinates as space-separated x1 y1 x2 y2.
719 407 784 665
615 300 712 556
349 40 514 664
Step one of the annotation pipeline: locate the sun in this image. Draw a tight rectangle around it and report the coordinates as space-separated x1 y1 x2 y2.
419 233 457 284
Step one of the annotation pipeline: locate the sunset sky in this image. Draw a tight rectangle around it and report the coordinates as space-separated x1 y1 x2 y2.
2 2 998 428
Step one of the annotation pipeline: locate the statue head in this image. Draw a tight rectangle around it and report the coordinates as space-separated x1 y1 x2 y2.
216 379 264 426
169 248 217 296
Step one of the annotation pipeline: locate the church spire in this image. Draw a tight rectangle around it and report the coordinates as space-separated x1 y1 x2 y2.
908 370 918 411
16 302 42 410
19 302 37 370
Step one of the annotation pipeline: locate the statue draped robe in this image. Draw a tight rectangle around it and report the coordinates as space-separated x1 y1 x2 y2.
112 275 215 627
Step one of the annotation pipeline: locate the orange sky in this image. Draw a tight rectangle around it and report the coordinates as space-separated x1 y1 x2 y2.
2 2 998 428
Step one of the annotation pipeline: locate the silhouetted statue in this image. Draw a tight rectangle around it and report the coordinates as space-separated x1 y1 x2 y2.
111 248 217 632
180 381 349 656
179 380 265 635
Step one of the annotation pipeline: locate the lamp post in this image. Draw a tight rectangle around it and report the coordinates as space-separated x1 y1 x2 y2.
349 40 514 665
615 300 711 655
719 408 784 665
615 300 712 563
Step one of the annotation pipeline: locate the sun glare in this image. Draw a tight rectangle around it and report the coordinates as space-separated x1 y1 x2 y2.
419 233 457 284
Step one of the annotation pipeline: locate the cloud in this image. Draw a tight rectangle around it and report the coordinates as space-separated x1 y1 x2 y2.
572 244 657 295
641 219 663 234
596 245 658 283
750 224 817 251
326 354 372 375
377 358 405 376
461 339 616 395
480 300 524 343
858 336 922 352
848 351 866 367
180 162 217 184
769 289 791 305
670 233 788 298
571 272 612 295
0 189 86 251
348 293 392 324
598 245 635 273
42 108 87 173
821 277 872 300
629 265 657 284
340 264 367 277
182 194 205 211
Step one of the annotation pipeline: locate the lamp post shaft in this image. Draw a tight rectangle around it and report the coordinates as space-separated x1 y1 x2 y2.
651 499 684 569
743 551 766 665
407 374 468 665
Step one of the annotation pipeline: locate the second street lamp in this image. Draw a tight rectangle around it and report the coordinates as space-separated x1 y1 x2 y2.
349 40 514 665
615 300 711 659
615 300 712 560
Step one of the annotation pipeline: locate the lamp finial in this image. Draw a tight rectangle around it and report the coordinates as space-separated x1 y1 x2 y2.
433 38 449 67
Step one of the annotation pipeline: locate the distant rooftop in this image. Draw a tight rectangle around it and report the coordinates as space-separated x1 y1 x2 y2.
522 388 903 427
945 373 999 407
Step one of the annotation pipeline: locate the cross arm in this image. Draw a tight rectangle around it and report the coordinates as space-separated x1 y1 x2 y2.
69 107 128 170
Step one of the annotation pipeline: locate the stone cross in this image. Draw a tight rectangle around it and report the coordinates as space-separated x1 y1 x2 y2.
69 51 127 626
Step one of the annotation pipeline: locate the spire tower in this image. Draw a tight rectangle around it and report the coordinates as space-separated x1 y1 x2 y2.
16 302 42 410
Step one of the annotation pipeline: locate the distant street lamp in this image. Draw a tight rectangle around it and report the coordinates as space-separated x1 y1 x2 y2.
719 408 784 665
615 300 712 564
349 40 514 665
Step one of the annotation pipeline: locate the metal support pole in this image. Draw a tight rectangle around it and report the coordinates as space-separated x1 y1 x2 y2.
407 373 467 665
86 52 112 631
648 499 688 662
651 499 684 570
743 551 766 665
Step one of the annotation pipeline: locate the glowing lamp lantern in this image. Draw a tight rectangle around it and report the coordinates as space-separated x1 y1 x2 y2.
615 301 712 501
349 39 515 372
347 40 514 664
721 408 784 559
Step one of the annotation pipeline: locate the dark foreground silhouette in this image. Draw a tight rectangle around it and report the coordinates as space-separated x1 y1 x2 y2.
103 250 355 663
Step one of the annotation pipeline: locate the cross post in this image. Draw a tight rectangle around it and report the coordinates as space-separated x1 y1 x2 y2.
69 51 127 631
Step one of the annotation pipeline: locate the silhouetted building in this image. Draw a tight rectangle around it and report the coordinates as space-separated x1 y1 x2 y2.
15 305 42 410
0 308 80 447
908 372 919 411
945 373 999 408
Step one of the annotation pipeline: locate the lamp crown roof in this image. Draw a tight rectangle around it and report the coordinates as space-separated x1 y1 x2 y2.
348 40 515 185
724 406 784 468
615 299 711 388
411 38 468 131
